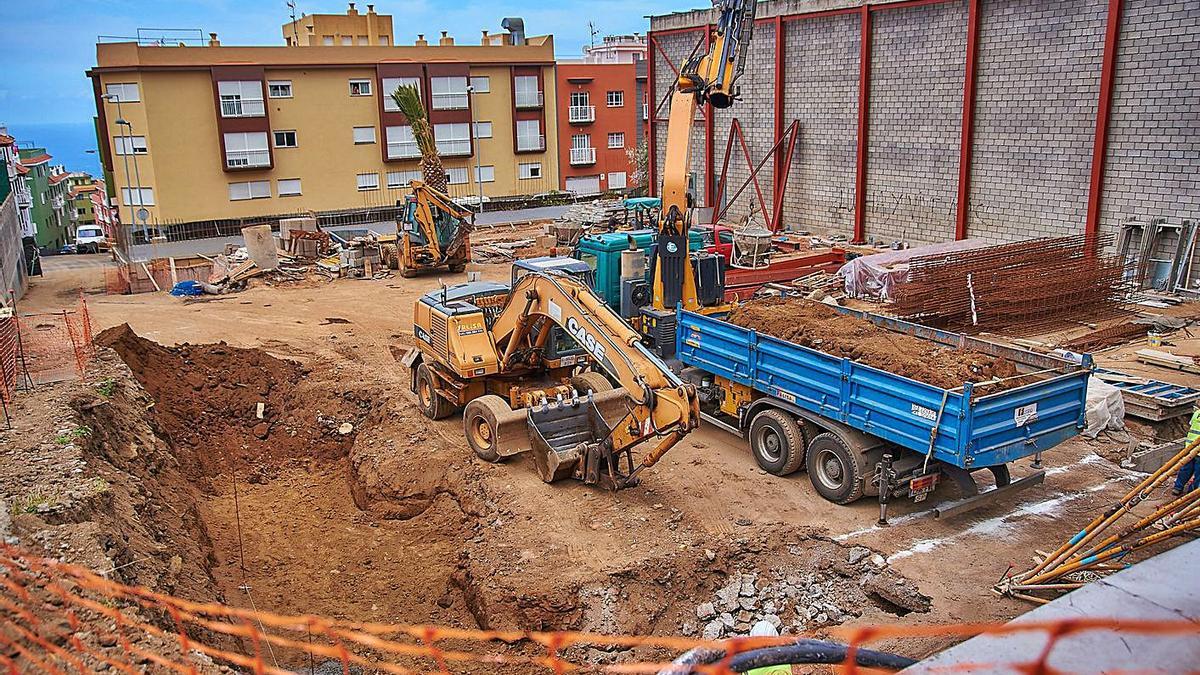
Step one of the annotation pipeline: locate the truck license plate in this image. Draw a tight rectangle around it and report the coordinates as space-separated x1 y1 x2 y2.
909 473 939 501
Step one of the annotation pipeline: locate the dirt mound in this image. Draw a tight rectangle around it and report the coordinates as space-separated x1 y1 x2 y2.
727 299 1023 390
96 324 367 487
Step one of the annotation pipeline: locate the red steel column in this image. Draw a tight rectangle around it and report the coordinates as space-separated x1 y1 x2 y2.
773 15 785 216
1085 0 1125 238
647 34 657 197
955 0 981 240
852 5 871 243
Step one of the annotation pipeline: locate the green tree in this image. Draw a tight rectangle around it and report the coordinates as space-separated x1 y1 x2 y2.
390 85 447 194
627 141 649 196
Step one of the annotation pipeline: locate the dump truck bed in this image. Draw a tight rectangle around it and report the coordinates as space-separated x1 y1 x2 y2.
677 307 1092 469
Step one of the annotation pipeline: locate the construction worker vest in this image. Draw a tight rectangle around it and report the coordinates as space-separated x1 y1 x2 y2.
1188 408 1200 444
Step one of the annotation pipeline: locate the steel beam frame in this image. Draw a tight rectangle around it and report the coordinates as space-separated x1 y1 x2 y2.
1086 0 1125 239
853 5 871 243
955 0 981 240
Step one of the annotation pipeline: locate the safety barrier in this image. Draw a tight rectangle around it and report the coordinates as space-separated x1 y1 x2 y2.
0 543 1196 674
0 293 94 396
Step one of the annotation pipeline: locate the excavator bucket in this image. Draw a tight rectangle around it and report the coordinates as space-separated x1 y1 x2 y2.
527 393 612 484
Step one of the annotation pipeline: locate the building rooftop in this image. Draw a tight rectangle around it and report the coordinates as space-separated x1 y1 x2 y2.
19 153 51 166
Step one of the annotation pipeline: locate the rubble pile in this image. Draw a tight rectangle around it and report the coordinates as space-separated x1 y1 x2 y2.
559 199 625 226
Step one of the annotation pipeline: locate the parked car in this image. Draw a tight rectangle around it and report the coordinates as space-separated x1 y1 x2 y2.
75 226 108 253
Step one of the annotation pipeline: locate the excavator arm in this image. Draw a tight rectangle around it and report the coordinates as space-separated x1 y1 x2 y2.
489 272 700 487
401 180 474 266
653 0 758 311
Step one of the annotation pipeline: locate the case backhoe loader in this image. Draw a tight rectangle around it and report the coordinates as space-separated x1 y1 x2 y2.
395 180 473 277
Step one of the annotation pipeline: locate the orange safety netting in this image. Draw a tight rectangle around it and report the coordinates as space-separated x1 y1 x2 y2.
1 544 1197 675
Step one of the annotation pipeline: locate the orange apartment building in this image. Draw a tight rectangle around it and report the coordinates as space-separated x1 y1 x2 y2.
555 35 648 196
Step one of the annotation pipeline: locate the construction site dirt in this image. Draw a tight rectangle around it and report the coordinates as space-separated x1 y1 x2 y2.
1 258 1187 669
727 298 1026 391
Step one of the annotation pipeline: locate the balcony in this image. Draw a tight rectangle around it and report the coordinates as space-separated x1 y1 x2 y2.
220 98 265 118
16 192 32 208
568 105 595 124
436 139 472 157
517 135 546 153
515 91 544 109
387 141 421 160
569 147 596 165
431 92 469 110
225 149 271 169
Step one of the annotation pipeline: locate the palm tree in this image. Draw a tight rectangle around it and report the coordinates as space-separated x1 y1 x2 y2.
390 84 447 194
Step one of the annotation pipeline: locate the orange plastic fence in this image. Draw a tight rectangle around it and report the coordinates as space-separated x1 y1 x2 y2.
0 545 1197 675
0 314 18 406
8 294 94 387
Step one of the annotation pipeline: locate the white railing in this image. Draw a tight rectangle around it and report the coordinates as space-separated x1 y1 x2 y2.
387 141 421 159
220 98 265 118
570 147 596 165
225 149 271 168
515 91 544 109
569 105 595 123
431 92 469 110
517 134 546 152
642 103 649 120
436 139 472 156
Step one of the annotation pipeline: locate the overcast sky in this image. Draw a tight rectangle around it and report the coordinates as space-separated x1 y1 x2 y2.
1 0 698 126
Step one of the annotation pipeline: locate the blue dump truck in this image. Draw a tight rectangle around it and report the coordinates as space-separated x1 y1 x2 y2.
675 306 1093 518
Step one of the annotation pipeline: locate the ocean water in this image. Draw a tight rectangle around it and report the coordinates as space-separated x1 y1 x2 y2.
4 121 103 177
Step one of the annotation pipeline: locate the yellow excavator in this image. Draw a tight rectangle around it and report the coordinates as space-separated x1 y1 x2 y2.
395 180 473 278
403 0 757 488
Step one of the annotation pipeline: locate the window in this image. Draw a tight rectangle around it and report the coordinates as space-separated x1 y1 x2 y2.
514 75 542 108
516 119 543 152
357 35 369 45
608 171 627 189
322 35 334 45
473 121 492 139
341 36 353 46
446 167 469 185
385 126 419 159
268 80 293 98
572 134 591 149
218 81 265 118
382 77 421 112
273 130 298 148
434 123 471 155
113 136 148 155
469 76 490 93
570 134 595 164
387 170 421 189
570 91 590 107
474 166 495 183
430 76 469 110
228 180 270 201
352 126 376 144
606 90 624 107
518 162 542 180
357 173 380 191
607 132 625 149
224 131 270 168
277 178 302 196
105 83 140 102
379 35 390 46
349 79 372 96
120 187 155 206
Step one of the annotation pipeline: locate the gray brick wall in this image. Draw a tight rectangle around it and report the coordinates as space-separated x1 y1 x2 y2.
1099 0 1200 283
967 0 1107 243
652 29 712 211
780 13 861 237
712 22 777 225
865 1 966 245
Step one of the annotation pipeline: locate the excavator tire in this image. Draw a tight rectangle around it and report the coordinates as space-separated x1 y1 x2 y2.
448 262 466 273
399 262 418 279
463 395 513 463
415 363 455 420
570 371 613 395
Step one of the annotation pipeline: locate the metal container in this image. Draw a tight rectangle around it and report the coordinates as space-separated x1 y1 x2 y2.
731 225 773 270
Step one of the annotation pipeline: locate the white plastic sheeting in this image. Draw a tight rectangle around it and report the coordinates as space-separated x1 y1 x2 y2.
1083 378 1128 440
837 239 992 301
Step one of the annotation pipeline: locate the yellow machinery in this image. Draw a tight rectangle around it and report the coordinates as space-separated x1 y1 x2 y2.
396 180 472 277
404 271 699 488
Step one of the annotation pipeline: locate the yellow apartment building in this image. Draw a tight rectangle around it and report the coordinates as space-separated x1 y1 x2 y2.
87 8 560 228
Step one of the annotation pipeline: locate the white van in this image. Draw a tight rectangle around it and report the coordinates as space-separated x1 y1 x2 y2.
75 226 107 254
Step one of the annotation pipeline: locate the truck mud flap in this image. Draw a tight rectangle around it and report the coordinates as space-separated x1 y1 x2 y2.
527 394 612 484
933 471 1046 519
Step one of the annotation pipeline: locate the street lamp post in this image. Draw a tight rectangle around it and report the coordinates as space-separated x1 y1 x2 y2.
120 118 148 242
468 85 484 214
101 94 149 244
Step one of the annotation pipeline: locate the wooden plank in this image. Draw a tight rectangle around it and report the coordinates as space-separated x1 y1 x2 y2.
1136 349 1200 374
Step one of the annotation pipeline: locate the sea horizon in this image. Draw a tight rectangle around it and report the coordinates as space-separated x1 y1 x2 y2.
2 120 103 178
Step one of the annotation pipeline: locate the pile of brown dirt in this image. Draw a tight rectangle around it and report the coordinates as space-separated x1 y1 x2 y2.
96 324 366 486
727 299 1024 391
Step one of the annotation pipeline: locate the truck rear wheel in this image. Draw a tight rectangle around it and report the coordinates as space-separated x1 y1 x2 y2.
806 432 868 504
416 363 455 420
748 409 806 476
463 395 511 462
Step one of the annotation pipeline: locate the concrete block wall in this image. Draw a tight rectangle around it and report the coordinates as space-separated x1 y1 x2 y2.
1100 0 1200 285
966 0 1106 243
651 28 712 211
865 1 966 244
649 0 1200 247
711 21 776 225
780 13 861 236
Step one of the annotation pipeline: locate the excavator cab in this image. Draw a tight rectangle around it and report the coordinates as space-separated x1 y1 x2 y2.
396 180 472 277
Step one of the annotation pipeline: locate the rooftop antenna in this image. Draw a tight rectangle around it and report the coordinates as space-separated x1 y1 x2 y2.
286 0 300 45
587 21 599 49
